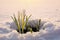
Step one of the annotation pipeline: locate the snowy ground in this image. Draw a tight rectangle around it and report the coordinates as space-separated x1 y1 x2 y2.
0 16 60 40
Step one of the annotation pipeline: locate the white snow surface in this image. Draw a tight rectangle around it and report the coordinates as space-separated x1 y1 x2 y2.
0 18 60 40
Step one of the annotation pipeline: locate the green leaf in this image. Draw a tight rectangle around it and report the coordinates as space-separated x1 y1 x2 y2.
28 27 33 33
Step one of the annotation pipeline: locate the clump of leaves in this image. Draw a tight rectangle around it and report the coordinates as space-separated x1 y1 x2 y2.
31 19 41 32
36 19 41 31
11 10 32 33
11 12 21 33
11 10 42 34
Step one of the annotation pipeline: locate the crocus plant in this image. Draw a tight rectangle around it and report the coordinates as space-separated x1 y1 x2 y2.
11 10 41 34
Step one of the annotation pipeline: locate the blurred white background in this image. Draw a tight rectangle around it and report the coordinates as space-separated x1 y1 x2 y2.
0 0 60 21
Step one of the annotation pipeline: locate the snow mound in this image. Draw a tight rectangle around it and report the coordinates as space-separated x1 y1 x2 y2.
43 22 55 32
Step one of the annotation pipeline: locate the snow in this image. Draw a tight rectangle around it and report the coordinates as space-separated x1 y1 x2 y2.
0 19 60 40
43 22 55 32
